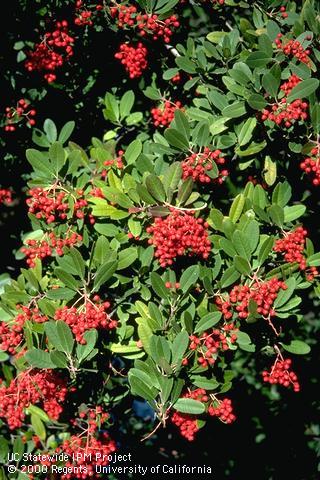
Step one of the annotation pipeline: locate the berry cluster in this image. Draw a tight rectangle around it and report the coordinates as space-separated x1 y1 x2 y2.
27 187 92 224
100 151 124 179
261 98 308 128
300 146 320 186
0 369 67 429
54 296 117 344
273 226 307 270
208 398 236 424
262 357 300 392
0 188 13 205
279 74 301 96
165 281 180 289
25 21 74 83
181 148 229 184
171 389 208 441
279 6 288 18
21 231 82 268
54 408 116 479
188 323 237 367
0 306 47 355
146 209 211 267
275 33 311 65
261 75 308 128
75 0 93 26
216 277 288 320
110 5 179 43
4 98 36 131
115 43 148 78
151 100 183 128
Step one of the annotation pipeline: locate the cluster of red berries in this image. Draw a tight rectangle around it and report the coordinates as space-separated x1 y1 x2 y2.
4 98 36 131
273 226 307 270
262 357 300 392
186 323 237 368
75 0 93 26
171 389 208 441
0 306 47 355
115 42 148 78
151 100 183 128
0 369 68 429
110 5 179 43
171 72 181 83
146 209 211 267
54 408 116 479
305 266 319 282
25 21 74 83
261 98 308 128
27 187 93 224
275 33 311 65
0 188 13 204
165 281 180 289
21 231 82 268
279 6 288 18
279 74 301 96
216 277 288 320
54 296 117 344
100 151 124 179
182 148 229 184
208 398 236 424
261 75 308 128
300 146 320 186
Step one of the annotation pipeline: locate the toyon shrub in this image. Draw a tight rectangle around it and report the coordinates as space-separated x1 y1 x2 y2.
1 0 320 477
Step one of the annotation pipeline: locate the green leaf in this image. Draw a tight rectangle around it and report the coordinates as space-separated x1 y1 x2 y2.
145 174 166 202
56 321 74 354
258 236 274 265
232 230 252 259
174 398 205 414
194 311 222 334
43 118 57 143
283 205 306 223
237 118 257 147
287 78 319 102
191 377 219 390
307 252 320 267
93 261 118 291
173 110 190 140
247 94 268 110
150 272 168 299
164 128 189 150
49 142 65 175
264 156 277 186
222 101 246 118
175 56 196 74
268 204 284 227
76 329 98 363
177 177 193 205
50 351 68 368
120 90 134 118
229 193 245 223
55 268 79 290
220 266 240 288
273 278 296 309
27 405 50 423
163 162 182 197
118 247 138 269
246 51 272 68
25 349 56 369
69 248 86 279
58 121 75 144
128 372 157 403
280 340 311 355
124 139 142 164
26 149 52 176
31 414 46 440
262 72 280 98
180 265 199 293
171 331 190 366
234 256 251 275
